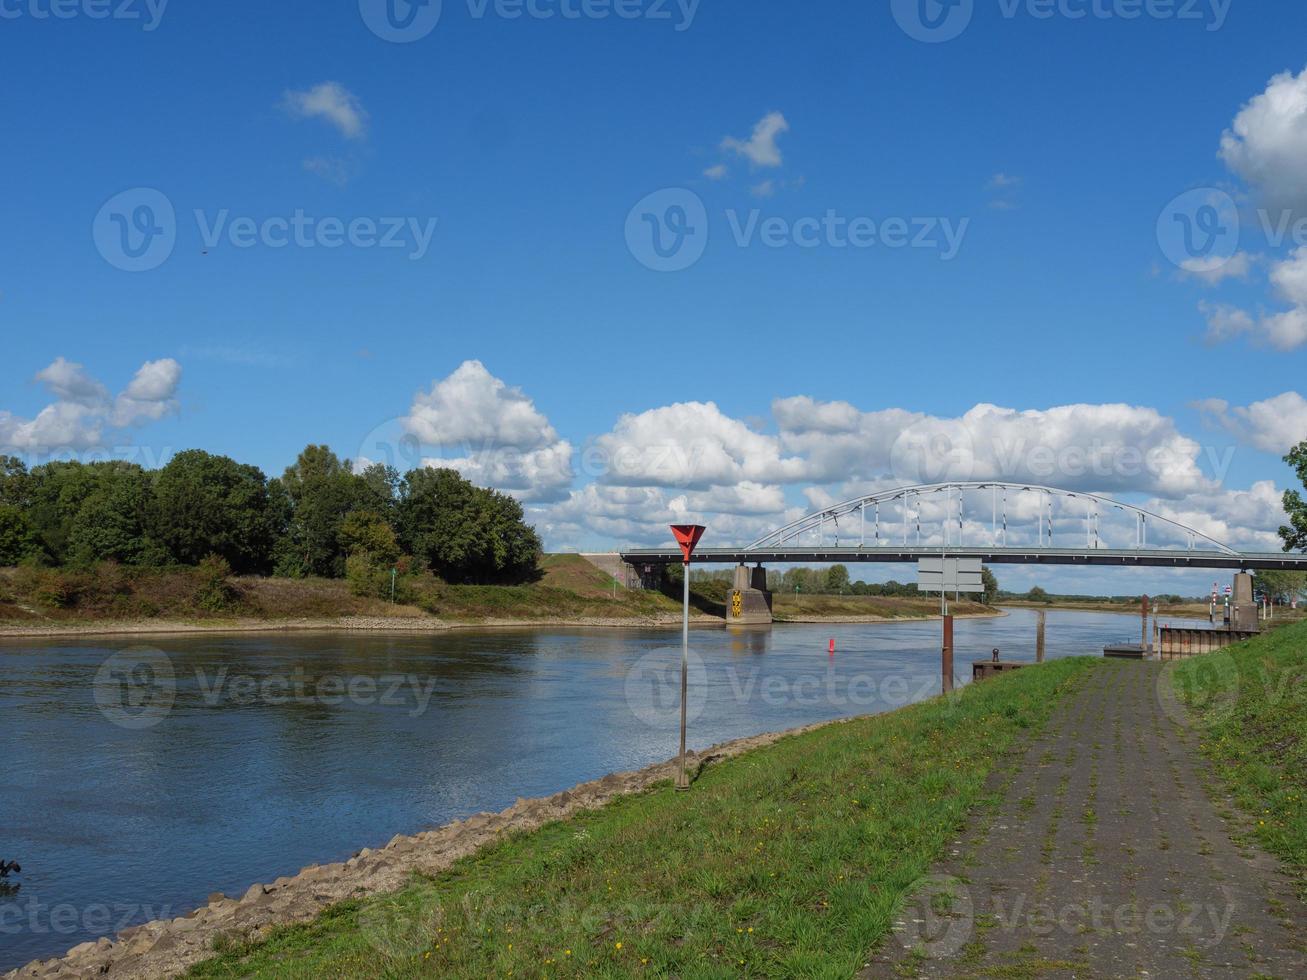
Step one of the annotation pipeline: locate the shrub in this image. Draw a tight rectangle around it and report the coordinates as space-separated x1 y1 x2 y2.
193 555 239 612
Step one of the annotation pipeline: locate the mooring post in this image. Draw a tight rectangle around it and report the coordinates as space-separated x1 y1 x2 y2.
1036 610 1046 663
942 614 955 694
1141 594 1149 652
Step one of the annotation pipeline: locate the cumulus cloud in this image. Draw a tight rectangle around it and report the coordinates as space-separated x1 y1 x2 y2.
0 357 181 453
1143 481 1286 553
590 401 806 491
1194 391 1307 455
281 82 368 141
112 358 182 426
703 163 728 180
401 360 573 502
721 111 789 169
775 397 1211 498
1219 66 1307 213
1201 249 1307 351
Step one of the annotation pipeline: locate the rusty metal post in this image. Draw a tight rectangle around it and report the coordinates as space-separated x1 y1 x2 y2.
942 614 954 694
1141 594 1149 652
1036 610 1046 663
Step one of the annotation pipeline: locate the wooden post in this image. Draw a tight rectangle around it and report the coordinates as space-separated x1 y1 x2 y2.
942 615 954 694
1036 610 1046 663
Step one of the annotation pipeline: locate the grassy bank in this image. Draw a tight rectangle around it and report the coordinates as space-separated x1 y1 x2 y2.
1174 620 1307 893
187 657 1096 978
772 593 992 621
0 555 1000 631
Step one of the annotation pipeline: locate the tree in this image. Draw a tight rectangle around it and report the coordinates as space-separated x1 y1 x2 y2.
66 468 167 566
980 565 999 605
154 450 276 573
825 564 851 594
1027 585 1049 602
1255 570 1307 604
1281 440 1307 552
0 505 38 566
398 467 540 584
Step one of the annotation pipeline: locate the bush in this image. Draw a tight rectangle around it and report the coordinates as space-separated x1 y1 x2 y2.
193 555 239 612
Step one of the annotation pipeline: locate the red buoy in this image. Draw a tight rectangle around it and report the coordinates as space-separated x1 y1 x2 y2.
829 637 836 654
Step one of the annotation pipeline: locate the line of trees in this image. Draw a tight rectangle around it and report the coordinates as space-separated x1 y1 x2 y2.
692 564 1000 604
0 446 541 588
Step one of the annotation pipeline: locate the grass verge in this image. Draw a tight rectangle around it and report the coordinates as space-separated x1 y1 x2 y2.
187 657 1097 979
1174 620 1307 893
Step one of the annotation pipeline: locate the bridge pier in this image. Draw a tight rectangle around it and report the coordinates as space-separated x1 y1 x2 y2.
727 563 773 626
1230 572 1259 631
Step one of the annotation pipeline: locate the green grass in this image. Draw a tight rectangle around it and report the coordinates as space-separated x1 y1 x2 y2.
1173 620 1307 893
186 657 1097 979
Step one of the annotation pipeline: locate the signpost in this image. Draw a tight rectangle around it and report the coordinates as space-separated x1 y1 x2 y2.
918 557 983 694
670 524 706 791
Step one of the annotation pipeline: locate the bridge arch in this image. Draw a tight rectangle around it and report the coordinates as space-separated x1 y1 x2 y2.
745 482 1239 556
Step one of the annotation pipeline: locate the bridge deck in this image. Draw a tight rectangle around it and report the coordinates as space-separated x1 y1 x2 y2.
619 546 1307 571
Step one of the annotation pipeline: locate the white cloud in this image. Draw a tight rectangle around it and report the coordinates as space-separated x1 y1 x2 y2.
591 401 805 491
1143 481 1286 553
775 398 1211 499
721 111 789 169
1180 251 1253 285
401 360 573 502
1194 391 1307 455
1201 249 1307 351
1219 66 1307 213
750 179 777 198
406 360 559 451
0 357 181 453
112 358 182 426
281 82 368 141
703 164 728 180
987 173 1022 190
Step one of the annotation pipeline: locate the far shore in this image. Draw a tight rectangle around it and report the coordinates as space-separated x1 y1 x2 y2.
0 607 1007 640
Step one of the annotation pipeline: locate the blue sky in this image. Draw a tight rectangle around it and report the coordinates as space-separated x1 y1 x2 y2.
3 0 1307 593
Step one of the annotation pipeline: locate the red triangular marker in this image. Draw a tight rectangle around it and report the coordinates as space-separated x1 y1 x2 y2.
670 524 706 563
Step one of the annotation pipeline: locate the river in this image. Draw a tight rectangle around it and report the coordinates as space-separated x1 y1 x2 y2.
0 608 1205 970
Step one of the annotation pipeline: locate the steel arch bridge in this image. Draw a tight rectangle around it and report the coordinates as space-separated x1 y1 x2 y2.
619 482 1307 571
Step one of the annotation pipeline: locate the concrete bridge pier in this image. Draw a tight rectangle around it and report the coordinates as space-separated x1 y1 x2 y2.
727 563 773 626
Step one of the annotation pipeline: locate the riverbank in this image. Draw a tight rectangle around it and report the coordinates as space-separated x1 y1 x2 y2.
5 655 1093 979
0 556 1003 638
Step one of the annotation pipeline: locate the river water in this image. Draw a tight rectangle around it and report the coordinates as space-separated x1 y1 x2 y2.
0 608 1205 969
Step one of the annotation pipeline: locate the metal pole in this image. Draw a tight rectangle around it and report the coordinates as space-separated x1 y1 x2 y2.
676 560 690 791
1036 610 1046 663
943 614 954 689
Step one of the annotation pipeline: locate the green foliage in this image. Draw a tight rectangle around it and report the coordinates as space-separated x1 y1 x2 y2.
192 554 239 612
398 468 541 584
1255 569 1307 604
1281 440 1307 552
981 565 999 605
0 505 40 566
66 467 167 566
824 563 850 594
1027 585 1050 602
154 450 275 574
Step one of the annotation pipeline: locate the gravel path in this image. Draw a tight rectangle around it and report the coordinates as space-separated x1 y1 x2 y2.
866 658 1307 978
